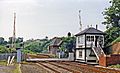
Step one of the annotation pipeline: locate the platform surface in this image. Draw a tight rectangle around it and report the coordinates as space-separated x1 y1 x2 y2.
26 58 73 62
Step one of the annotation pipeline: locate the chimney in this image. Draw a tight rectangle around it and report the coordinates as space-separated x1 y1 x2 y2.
96 25 98 29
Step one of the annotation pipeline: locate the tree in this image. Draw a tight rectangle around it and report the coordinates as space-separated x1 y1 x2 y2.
23 39 50 53
104 27 120 46
16 37 23 43
45 36 48 40
8 37 13 44
67 32 71 37
102 0 120 48
0 45 9 53
61 36 76 52
0 37 7 45
0 37 4 45
112 36 120 44
102 0 120 28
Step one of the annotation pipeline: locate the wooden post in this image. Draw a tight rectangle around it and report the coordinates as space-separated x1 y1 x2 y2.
10 56 15 64
7 56 11 66
85 34 87 62
16 48 21 63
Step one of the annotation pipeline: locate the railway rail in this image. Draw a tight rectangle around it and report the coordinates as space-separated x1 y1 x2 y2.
36 61 120 73
26 54 120 73
58 62 120 73
38 62 60 73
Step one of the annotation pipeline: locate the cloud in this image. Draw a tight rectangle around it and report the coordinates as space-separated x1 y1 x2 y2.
0 0 109 40
0 0 36 4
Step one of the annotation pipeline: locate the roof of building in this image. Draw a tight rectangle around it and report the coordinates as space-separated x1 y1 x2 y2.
50 37 63 46
75 27 105 36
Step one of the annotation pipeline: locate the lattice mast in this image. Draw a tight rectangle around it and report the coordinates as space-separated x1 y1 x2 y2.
79 10 82 31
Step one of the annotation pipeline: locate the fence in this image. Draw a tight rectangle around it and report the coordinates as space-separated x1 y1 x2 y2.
99 54 120 66
0 53 25 61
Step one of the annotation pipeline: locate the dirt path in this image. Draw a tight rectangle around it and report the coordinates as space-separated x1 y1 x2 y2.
0 65 16 73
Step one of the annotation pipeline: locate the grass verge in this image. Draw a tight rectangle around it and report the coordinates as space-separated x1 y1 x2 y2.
110 64 120 68
0 60 7 66
13 63 21 73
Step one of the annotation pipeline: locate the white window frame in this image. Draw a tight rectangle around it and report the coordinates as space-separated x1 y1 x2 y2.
86 35 94 42
78 35 84 44
79 50 82 58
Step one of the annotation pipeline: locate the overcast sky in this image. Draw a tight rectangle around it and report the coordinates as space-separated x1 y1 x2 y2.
0 0 110 40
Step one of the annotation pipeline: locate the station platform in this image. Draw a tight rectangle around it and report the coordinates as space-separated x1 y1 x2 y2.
26 58 73 62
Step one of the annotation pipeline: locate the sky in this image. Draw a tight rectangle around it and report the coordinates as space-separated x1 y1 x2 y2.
0 0 110 41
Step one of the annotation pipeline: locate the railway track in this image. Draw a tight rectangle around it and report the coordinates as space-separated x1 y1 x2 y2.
48 62 80 73
34 61 120 73
41 61 120 73
21 63 49 73
37 62 72 73
59 62 106 73
37 62 60 73
24 54 120 73
59 62 120 73
49 62 97 73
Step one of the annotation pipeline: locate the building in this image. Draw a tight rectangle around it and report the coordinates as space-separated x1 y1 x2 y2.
75 27 105 62
48 37 63 55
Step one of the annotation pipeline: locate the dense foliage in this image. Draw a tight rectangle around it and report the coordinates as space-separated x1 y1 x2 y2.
112 36 120 44
0 35 75 54
111 64 120 68
104 27 120 46
22 36 75 54
102 0 120 28
0 46 9 53
0 37 23 53
0 37 7 45
23 39 50 53
103 0 120 48
60 36 76 52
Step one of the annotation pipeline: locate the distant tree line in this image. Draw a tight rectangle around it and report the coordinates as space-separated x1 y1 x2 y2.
0 37 23 53
22 34 76 54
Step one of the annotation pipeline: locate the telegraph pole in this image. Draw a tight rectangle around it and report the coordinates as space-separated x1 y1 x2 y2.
12 12 16 48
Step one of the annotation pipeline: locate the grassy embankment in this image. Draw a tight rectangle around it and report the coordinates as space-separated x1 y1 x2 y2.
0 60 6 66
0 60 21 73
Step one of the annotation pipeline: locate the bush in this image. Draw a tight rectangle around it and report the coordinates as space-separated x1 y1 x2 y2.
112 36 120 45
111 64 120 68
0 45 10 53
